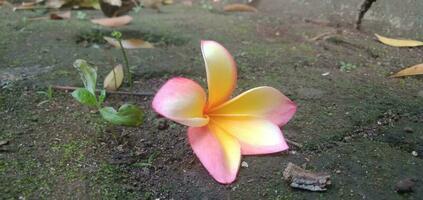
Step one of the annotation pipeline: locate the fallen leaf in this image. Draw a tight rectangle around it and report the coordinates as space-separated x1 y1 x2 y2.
102 0 121 6
223 3 258 12
391 63 423 78
104 64 124 91
50 11 71 20
100 104 144 126
162 0 173 5
375 34 423 47
46 0 66 8
103 37 154 49
13 1 36 11
91 15 133 27
77 0 100 9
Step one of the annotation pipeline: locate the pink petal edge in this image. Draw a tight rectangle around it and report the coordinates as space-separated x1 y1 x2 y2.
152 77 209 127
188 126 240 184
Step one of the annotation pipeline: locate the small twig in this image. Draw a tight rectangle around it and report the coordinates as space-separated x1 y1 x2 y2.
356 0 377 30
52 85 154 96
308 31 337 41
286 139 303 148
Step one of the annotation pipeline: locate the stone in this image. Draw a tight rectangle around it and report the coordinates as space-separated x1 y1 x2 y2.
395 178 416 193
403 127 414 133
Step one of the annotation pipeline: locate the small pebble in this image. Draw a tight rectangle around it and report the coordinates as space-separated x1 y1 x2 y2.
157 119 169 130
395 178 416 193
343 136 352 142
0 140 9 146
412 151 418 157
116 145 124 153
241 161 249 168
403 127 414 133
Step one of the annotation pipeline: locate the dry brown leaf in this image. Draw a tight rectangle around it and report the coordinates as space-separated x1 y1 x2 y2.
91 15 133 27
104 64 124 91
223 3 258 12
50 11 71 20
375 34 423 47
391 63 423 78
104 37 154 49
13 1 36 11
46 0 66 8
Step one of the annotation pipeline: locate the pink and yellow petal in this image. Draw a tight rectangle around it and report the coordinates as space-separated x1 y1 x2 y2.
188 125 241 184
209 86 296 126
211 116 288 155
152 77 209 127
201 40 237 110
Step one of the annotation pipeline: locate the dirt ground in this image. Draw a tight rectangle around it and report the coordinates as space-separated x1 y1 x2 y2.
1 1 423 199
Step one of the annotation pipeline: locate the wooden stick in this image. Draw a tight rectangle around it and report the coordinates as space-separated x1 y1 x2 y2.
356 0 377 30
52 85 154 96
286 139 303 148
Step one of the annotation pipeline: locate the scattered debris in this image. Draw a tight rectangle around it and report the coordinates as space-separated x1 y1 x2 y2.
52 85 154 96
395 178 416 193
91 15 133 27
309 31 337 42
50 10 71 20
0 140 9 147
285 139 303 148
390 63 423 78
321 72 330 76
46 0 66 8
104 37 154 49
223 3 257 12
157 119 168 130
12 1 38 11
375 34 423 48
283 162 331 192
241 161 249 168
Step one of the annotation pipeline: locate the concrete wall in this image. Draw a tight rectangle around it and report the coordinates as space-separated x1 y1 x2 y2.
256 0 423 39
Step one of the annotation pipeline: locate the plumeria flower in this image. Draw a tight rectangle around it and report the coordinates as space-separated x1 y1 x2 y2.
152 41 297 184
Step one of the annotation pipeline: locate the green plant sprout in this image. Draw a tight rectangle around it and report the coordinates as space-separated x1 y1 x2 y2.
131 151 160 168
340 61 357 72
111 31 132 88
71 59 143 126
76 11 87 20
36 85 53 106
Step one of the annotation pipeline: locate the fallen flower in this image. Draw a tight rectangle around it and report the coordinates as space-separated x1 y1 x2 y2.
152 41 296 184
91 15 133 27
103 37 154 49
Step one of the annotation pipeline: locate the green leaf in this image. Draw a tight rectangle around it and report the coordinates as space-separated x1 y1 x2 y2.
72 88 98 107
99 104 143 126
73 59 97 95
98 89 106 106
